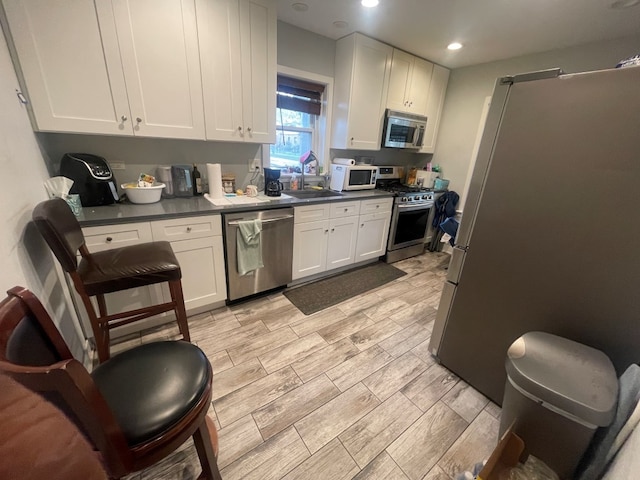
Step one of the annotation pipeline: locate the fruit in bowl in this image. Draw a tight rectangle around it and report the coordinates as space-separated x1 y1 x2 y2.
121 182 165 204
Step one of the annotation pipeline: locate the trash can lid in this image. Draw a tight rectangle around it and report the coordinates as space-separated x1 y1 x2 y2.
505 332 618 427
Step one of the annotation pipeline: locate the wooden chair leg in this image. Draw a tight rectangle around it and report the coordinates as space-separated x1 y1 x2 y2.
78 290 110 363
169 280 190 342
97 294 108 317
193 416 222 480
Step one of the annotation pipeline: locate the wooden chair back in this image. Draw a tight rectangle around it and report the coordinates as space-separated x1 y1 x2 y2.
0 286 131 475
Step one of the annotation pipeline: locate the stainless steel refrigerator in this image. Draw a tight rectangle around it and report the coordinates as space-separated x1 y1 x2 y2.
429 66 640 405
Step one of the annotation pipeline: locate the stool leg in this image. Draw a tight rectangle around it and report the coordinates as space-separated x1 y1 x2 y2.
169 279 190 342
78 291 110 363
193 417 222 480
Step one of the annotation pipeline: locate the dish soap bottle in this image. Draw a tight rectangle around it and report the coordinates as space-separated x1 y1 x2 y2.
192 164 203 196
290 173 299 190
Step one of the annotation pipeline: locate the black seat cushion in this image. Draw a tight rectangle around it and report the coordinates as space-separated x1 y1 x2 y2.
78 241 181 296
91 341 210 446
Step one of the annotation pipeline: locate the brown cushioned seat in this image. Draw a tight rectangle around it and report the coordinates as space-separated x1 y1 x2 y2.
79 241 181 296
32 198 190 363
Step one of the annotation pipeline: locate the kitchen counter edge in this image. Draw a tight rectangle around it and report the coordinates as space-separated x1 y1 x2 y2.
77 190 396 227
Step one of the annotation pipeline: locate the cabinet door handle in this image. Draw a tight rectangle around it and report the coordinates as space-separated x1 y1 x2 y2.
324 229 329 233
121 115 127 122
344 208 348 212
136 117 142 124
186 226 192 232
247 127 252 133
106 237 113 243
350 137 354 145
331 228 335 232
360 224 364 228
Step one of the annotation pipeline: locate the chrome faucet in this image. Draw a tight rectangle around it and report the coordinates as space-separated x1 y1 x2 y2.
299 150 317 191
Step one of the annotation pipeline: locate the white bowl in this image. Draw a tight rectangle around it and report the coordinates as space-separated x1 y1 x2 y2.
121 183 165 204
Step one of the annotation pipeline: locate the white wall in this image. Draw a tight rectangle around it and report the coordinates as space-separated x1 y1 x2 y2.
277 21 336 78
0 30 85 360
37 133 263 193
433 34 640 208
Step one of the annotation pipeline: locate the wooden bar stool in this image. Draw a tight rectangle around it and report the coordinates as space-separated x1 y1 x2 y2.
0 286 221 480
32 198 190 363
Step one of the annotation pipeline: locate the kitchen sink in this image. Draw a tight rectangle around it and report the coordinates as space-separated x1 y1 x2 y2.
283 190 344 199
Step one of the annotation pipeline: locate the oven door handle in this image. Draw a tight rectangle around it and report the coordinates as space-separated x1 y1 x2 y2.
396 203 433 211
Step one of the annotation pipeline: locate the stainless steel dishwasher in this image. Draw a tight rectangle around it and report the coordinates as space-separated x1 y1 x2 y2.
223 207 294 301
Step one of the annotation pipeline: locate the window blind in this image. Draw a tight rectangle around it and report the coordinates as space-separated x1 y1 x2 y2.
277 75 325 115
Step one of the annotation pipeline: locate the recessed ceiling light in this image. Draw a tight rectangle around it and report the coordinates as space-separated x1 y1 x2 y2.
447 42 463 51
361 0 379 7
291 2 309 12
608 0 639 8
333 20 349 29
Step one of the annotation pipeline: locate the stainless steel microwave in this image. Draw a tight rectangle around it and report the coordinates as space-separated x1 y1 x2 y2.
382 109 427 149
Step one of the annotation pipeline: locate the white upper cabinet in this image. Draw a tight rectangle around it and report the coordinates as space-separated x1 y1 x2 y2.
420 64 450 153
332 33 393 150
111 0 205 139
197 0 276 143
387 49 433 116
2 0 205 139
2 0 130 135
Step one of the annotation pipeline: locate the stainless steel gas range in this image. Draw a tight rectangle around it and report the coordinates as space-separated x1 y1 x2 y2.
377 166 435 263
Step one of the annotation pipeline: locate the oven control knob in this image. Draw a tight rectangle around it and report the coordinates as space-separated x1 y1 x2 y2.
401 197 408 202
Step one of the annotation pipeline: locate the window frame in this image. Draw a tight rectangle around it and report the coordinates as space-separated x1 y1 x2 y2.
264 65 333 175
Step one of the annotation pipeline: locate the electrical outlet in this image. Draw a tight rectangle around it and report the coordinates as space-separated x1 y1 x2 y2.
110 161 126 170
248 157 261 172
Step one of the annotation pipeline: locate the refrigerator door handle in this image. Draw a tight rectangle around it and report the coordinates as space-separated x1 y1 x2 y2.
446 246 467 284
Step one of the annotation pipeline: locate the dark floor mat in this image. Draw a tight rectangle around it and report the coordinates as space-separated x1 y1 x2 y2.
284 262 407 315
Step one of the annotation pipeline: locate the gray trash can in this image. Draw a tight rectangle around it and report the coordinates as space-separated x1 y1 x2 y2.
499 332 618 479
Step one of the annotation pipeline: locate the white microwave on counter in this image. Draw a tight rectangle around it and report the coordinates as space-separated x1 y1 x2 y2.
329 164 378 191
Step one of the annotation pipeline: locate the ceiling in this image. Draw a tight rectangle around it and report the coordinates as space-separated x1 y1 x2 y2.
276 0 640 69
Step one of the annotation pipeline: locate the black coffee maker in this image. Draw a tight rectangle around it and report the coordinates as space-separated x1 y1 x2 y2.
60 153 119 207
264 168 283 197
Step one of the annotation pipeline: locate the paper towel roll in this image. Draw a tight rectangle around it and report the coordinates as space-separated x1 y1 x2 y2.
206 163 223 198
333 158 355 166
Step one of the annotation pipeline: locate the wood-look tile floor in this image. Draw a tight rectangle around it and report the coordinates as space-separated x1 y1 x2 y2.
120 251 501 480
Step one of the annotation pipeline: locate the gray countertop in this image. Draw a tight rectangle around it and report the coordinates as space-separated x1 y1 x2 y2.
77 189 395 227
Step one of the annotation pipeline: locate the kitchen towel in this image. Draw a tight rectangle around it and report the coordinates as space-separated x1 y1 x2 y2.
236 219 264 275
332 158 355 166
206 163 223 198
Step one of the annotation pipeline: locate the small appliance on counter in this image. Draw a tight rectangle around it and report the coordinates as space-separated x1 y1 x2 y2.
171 165 193 197
264 168 283 197
59 153 119 207
156 166 174 197
329 164 378 192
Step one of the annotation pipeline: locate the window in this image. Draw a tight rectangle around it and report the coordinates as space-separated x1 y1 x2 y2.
270 74 326 174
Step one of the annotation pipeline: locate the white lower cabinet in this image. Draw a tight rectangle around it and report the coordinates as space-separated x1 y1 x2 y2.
73 215 226 340
355 198 393 262
293 202 360 280
151 216 227 310
292 219 329 280
355 212 391 262
293 199 391 281
326 216 358 270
